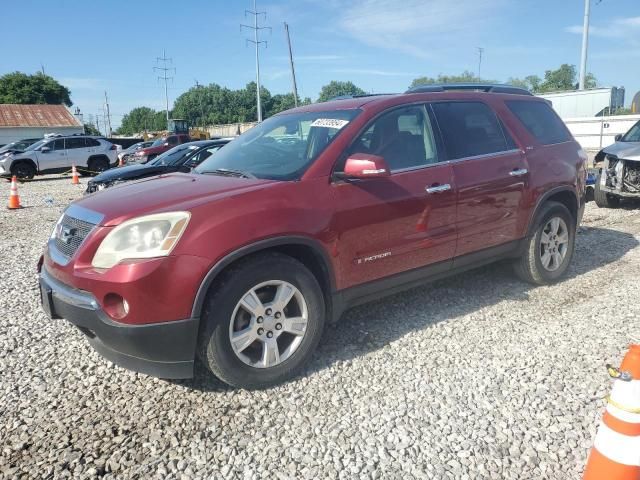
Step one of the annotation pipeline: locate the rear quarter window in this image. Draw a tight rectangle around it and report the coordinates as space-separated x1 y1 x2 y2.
506 100 571 145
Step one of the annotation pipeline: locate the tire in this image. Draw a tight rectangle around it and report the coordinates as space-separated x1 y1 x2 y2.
198 252 326 389
514 201 576 285
87 157 109 176
10 161 36 180
594 172 620 208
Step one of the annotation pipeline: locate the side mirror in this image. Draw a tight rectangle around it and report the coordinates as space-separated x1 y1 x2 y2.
40 146 51 153
343 154 390 179
615 134 622 142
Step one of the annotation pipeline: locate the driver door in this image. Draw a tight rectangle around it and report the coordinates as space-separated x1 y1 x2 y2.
330 104 457 289
36 138 67 172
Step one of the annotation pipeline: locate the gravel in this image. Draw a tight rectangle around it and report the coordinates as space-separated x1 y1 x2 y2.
1 175 640 479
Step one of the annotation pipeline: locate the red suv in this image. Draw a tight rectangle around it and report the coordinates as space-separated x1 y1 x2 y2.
39 85 587 389
129 133 191 164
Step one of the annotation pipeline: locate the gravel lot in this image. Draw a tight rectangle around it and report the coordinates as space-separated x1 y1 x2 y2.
1 175 639 480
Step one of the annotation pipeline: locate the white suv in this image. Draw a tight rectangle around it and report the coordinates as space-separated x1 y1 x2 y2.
0 135 117 179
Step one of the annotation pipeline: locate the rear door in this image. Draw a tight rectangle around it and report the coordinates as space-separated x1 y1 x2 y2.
63 137 89 168
431 101 528 258
330 104 457 289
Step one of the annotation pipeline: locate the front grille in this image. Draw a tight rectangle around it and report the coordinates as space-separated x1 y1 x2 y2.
54 214 96 258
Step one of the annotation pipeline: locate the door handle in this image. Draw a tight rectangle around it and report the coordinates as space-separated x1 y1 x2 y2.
509 168 528 177
425 183 451 194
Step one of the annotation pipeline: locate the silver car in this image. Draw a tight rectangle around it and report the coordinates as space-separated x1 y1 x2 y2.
594 120 640 208
0 135 118 179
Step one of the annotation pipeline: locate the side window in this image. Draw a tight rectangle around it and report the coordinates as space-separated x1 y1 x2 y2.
167 136 178 145
347 105 439 172
506 100 571 145
65 138 85 149
188 146 220 167
431 102 510 159
51 139 65 151
86 138 101 147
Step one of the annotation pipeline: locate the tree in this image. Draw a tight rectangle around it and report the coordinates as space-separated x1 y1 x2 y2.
0 71 72 106
83 123 100 136
409 71 497 90
117 107 166 135
536 64 597 93
507 75 542 93
317 81 367 102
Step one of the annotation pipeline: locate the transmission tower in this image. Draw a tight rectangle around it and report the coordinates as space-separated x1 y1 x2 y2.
241 0 271 122
154 50 175 128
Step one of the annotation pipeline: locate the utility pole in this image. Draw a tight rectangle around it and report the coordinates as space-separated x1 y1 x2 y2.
284 22 299 107
104 91 112 137
154 50 175 128
241 0 271 122
579 0 591 90
477 47 484 82
195 80 206 129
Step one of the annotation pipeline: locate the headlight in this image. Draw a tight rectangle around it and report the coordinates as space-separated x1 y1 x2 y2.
91 212 190 269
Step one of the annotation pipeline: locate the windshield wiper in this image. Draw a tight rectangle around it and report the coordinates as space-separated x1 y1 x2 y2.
200 168 256 179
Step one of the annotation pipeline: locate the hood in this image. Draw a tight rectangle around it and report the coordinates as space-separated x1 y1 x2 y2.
137 145 166 155
602 141 640 159
89 163 169 184
75 173 275 226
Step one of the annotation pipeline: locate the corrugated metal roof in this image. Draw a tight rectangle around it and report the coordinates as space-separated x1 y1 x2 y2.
0 104 82 128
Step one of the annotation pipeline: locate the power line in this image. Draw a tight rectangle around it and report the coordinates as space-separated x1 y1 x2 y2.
154 50 175 128
241 0 271 122
284 22 299 107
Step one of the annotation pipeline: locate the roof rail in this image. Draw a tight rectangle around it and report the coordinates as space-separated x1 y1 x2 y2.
405 83 532 96
328 93 395 101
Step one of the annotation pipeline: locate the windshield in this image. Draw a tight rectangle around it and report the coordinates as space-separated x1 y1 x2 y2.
622 121 640 142
195 109 360 180
26 139 48 151
150 144 199 166
151 138 165 147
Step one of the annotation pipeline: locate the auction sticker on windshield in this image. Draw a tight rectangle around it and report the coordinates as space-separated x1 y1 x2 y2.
310 118 350 129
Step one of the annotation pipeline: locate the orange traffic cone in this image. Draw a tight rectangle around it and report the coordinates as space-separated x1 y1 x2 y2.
71 164 80 185
7 175 21 209
584 345 640 480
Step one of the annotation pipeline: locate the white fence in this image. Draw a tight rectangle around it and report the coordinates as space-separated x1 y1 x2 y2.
205 122 257 138
564 114 640 151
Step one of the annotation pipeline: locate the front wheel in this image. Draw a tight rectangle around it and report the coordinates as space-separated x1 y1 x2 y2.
11 161 36 179
514 201 575 285
198 252 325 389
594 172 620 208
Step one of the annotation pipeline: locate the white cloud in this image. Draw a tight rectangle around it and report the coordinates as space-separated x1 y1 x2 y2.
337 0 506 58
565 16 640 40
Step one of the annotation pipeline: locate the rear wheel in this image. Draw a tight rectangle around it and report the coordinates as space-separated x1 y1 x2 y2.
198 252 325 389
594 172 620 208
10 161 36 180
87 157 109 176
514 201 575 285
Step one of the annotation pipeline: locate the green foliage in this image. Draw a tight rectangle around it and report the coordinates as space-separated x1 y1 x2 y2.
409 71 497 89
0 71 72 106
117 107 167 135
170 82 307 127
83 123 100 136
317 81 367 102
507 75 542 93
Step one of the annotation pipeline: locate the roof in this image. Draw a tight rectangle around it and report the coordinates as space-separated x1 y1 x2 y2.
0 104 82 128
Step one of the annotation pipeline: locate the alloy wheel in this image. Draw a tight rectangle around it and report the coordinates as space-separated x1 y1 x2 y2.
228 280 308 368
539 217 569 272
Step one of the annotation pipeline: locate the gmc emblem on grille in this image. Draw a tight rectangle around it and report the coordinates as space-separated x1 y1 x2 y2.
59 226 77 245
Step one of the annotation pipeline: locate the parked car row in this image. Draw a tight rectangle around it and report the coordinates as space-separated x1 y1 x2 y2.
39 84 587 389
0 135 118 179
86 139 231 193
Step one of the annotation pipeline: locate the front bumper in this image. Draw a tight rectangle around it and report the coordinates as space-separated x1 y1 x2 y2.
39 267 199 378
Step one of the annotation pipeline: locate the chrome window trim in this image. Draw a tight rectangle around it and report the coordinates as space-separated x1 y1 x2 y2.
389 148 522 175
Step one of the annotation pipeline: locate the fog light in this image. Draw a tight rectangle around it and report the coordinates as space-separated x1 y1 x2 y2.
103 293 129 320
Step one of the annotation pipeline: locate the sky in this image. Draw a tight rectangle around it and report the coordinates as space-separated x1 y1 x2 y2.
2 0 639 129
